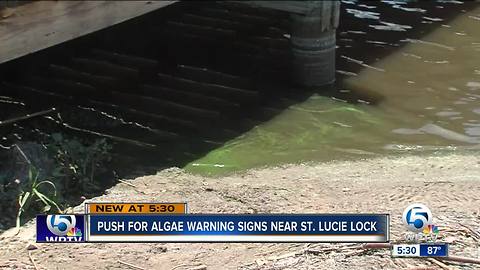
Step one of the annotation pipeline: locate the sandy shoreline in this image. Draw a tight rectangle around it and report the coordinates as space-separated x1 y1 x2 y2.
1 153 479 269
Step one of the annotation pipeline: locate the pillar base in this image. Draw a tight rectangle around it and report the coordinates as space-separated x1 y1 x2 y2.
290 4 339 87
291 29 336 87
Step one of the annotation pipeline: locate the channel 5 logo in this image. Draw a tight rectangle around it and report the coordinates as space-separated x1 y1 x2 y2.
402 203 432 232
47 215 76 235
402 203 441 243
37 215 84 242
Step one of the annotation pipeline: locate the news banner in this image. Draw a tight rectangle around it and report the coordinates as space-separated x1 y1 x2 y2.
36 202 449 258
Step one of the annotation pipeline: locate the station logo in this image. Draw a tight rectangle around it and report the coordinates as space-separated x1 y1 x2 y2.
423 224 439 235
37 215 85 242
402 204 440 243
402 203 432 232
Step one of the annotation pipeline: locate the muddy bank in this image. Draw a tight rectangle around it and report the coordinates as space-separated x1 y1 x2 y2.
1 153 479 269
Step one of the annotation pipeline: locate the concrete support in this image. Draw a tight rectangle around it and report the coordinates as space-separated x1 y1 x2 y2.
290 2 340 87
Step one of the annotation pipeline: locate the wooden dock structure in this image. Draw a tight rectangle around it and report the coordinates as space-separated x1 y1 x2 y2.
0 1 340 86
0 1 176 64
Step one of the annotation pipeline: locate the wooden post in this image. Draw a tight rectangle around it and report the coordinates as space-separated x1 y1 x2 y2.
290 1 340 87
230 1 341 86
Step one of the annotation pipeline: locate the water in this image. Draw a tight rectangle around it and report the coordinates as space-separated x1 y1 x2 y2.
0 1 479 179
185 1 480 175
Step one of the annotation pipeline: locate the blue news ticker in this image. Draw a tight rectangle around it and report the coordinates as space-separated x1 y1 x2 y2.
419 243 448 257
87 214 389 242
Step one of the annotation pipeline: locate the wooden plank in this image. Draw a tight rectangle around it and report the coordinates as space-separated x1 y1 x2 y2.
229 1 326 15
0 0 176 64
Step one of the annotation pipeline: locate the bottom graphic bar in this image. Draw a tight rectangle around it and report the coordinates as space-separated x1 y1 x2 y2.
36 214 389 243
86 214 389 243
88 235 383 242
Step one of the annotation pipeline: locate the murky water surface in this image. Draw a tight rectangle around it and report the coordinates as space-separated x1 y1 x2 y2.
185 1 480 175
1 1 479 178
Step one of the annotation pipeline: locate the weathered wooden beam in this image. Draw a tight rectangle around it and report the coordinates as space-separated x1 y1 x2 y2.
0 1 176 64
230 1 332 15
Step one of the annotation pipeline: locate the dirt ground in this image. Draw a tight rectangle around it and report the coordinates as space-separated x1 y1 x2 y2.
1 153 479 270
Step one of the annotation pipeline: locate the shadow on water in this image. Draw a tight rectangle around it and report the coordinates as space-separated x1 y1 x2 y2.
0 1 478 222
0 2 309 186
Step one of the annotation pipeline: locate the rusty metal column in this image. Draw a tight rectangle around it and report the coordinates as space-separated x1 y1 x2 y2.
290 1 340 87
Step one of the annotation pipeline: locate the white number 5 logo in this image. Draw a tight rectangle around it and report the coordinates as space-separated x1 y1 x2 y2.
46 215 76 236
402 204 432 232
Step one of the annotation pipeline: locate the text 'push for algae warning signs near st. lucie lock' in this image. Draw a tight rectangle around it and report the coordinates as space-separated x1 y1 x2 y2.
37 203 389 243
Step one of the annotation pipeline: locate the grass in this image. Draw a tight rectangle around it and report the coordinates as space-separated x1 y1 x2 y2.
15 167 62 234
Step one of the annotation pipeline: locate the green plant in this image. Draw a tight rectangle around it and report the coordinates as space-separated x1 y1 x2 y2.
1 133 112 232
16 167 62 232
46 133 112 193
